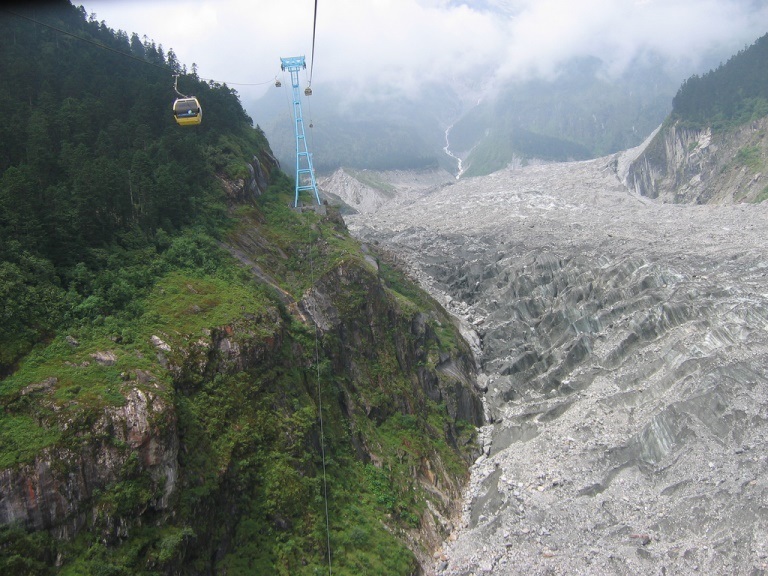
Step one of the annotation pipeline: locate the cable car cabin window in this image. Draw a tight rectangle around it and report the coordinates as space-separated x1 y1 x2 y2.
173 98 202 126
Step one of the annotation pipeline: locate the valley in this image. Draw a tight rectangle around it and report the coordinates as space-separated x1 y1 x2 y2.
3 4 768 573
327 152 768 575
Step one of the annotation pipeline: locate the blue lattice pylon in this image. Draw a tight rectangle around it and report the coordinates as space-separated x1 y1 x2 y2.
280 56 321 207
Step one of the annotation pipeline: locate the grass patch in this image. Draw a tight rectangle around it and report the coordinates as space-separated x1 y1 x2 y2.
378 260 431 310
0 415 60 469
735 145 763 172
231 181 373 299
0 264 274 470
141 271 272 338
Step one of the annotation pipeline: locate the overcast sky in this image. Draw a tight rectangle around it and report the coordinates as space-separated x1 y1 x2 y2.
81 0 768 104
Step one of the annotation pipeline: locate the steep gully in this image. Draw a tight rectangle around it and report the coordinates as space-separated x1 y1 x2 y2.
327 150 768 575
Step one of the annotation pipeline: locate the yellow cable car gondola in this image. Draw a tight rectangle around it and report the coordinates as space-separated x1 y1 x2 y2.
173 97 202 126
172 74 202 126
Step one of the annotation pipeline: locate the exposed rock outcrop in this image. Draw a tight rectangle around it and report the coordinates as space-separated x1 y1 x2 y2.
624 117 768 203
219 147 281 204
168 308 285 387
0 307 285 544
0 382 177 540
302 257 483 430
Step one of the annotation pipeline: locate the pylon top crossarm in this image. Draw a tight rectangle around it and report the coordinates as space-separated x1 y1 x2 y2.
280 56 306 72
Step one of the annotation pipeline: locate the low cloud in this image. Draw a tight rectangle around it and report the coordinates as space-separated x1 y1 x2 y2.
84 0 768 103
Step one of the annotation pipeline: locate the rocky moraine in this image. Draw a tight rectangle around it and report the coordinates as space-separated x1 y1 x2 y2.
324 137 768 575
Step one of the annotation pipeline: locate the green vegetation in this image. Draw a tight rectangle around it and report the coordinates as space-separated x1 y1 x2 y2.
734 145 763 173
0 3 479 574
673 33 768 130
755 185 768 203
0 182 477 575
463 124 592 178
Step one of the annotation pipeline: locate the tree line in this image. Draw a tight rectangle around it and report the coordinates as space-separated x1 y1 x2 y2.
672 33 768 129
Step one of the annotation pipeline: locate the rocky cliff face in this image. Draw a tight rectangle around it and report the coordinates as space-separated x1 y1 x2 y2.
0 304 286 545
623 117 768 203
303 255 483 431
0 147 285 546
0 170 483 573
218 147 281 204
227 211 485 570
0 383 177 540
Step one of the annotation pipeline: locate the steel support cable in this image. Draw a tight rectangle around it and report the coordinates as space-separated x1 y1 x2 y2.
309 243 333 575
4 8 170 72
304 67 316 152
309 0 318 85
4 8 275 87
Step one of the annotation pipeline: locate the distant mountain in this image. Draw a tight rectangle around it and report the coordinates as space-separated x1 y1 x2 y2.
453 56 681 176
253 80 462 175
250 51 724 178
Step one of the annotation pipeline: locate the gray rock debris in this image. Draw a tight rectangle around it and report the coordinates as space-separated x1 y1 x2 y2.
329 155 768 576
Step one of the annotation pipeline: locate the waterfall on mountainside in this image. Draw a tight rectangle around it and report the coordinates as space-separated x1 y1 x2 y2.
443 124 465 179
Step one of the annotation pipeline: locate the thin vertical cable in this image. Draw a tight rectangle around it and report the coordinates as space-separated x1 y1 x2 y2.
309 0 318 85
304 67 316 153
310 244 332 575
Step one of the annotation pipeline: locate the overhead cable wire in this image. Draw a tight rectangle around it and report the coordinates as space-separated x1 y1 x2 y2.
309 0 318 85
198 76 277 87
4 8 170 72
309 243 333 576
4 8 275 87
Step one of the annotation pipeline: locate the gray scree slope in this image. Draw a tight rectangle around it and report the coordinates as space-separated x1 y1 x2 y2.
334 153 768 576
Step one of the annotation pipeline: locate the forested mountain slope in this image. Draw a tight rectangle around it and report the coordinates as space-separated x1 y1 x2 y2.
0 0 257 368
0 3 482 574
624 33 768 203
